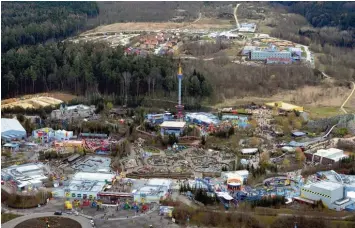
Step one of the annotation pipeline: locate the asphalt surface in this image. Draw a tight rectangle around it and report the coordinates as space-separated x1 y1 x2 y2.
2 212 93 228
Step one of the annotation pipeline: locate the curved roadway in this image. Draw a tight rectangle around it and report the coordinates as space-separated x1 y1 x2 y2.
234 4 240 28
2 212 92 228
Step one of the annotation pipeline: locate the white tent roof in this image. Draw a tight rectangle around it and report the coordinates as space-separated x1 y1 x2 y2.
1 118 26 134
216 192 234 201
241 148 258 154
160 121 186 128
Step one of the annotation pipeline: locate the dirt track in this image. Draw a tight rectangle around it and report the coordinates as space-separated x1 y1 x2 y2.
84 19 232 33
213 84 355 108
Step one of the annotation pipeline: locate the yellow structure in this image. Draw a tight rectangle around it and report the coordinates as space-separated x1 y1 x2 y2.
265 101 303 112
178 62 182 75
64 201 73 210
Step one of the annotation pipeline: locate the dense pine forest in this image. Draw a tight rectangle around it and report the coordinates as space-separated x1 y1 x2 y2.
1 42 212 106
1 1 353 106
1 2 99 52
279 2 355 30
275 2 355 48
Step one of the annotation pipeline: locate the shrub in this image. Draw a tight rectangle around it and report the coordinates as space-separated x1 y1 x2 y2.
3 191 51 209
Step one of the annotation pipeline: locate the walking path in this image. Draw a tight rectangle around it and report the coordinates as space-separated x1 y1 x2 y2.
234 4 241 28
340 81 355 114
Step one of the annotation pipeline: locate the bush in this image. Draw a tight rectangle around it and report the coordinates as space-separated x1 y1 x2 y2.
3 191 51 209
172 205 263 227
334 128 349 137
271 216 330 228
250 195 286 208
168 134 178 145
1 213 21 224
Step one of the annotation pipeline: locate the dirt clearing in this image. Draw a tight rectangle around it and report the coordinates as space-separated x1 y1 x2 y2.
1 92 76 109
84 20 233 33
212 84 355 118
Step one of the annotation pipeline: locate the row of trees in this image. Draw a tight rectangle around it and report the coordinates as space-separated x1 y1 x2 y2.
278 2 355 32
250 195 285 208
268 4 355 82
1 42 213 106
1 2 99 52
172 205 263 227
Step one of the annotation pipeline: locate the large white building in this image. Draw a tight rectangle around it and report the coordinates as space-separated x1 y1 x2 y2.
51 104 95 120
250 50 292 61
133 178 172 203
301 181 354 211
1 118 26 141
1 163 47 191
238 23 256 33
308 148 348 165
160 121 186 137
63 171 115 199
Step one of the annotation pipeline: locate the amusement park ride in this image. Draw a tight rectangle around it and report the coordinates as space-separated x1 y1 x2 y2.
176 60 184 121
192 175 305 209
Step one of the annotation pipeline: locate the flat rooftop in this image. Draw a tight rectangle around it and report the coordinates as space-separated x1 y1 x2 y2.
68 179 106 192
314 148 347 162
71 156 111 172
303 181 343 191
2 162 47 187
160 121 186 128
72 171 115 182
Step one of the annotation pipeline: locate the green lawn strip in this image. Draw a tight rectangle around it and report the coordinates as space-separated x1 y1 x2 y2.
305 106 342 119
1 213 22 224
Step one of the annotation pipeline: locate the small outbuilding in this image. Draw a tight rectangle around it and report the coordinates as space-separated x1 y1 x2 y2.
241 148 259 155
160 121 186 137
292 131 306 137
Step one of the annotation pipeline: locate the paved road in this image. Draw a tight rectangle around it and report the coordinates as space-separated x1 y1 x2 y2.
234 4 241 28
2 212 92 228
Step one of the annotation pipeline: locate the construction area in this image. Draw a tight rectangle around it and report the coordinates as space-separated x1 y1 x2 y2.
1 92 76 109
2 96 63 109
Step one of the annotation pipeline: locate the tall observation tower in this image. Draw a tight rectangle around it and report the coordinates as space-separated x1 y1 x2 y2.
176 61 184 121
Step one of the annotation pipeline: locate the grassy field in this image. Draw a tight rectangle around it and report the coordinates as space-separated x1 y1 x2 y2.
253 215 277 226
306 106 355 119
305 106 343 119
252 214 355 228
1 213 21 224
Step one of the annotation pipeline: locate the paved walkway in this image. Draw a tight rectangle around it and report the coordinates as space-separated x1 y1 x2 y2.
234 3 241 28
340 81 355 114
2 212 92 228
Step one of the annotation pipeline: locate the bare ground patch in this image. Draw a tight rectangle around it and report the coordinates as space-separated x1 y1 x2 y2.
213 84 353 109
83 19 233 33
1 92 77 109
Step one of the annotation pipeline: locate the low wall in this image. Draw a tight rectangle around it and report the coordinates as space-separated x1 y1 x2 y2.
126 172 193 179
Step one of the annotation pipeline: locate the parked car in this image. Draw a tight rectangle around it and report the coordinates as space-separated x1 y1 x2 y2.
54 211 62 215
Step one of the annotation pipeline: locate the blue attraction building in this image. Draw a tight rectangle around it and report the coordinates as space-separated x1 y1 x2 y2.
146 112 173 125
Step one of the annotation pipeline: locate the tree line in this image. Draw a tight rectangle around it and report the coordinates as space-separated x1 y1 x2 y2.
278 2 355 31
268 8 355 81
1 2 99 52
1 42 212 106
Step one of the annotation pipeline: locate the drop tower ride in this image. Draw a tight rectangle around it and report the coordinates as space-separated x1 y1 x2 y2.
176 61 184 121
